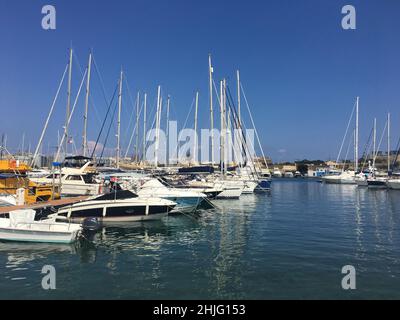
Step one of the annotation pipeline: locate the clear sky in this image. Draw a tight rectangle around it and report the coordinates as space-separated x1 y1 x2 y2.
0 0 399 162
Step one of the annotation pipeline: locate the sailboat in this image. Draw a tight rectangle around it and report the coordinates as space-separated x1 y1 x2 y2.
322 97 360 185
367 113 391 188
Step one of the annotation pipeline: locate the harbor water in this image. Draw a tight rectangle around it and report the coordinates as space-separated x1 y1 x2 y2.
1 179 400 299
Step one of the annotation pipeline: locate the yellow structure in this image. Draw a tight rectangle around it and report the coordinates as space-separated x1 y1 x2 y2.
0 160 59 204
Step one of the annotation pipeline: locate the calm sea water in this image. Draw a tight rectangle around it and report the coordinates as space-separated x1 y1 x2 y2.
1 179 400 299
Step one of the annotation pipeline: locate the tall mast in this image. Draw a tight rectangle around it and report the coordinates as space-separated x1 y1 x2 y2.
355 96 359 172
237 70 241 124
220 80 224 175
209 54 214 165
82 51 92 157
388 112 391 173
21 132 25 158
65 47 73 159
223 79 227 172
194 91 199 165
116 69 123 168
135 91 140 163
373 117 376 168
143 93 147 162
166 95 170 166
155 85 161 167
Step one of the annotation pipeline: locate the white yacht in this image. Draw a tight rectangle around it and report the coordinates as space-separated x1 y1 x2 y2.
322 171 356 184
31 157 100 197
387 179 400 190
272 168 282 178
136 179 208 213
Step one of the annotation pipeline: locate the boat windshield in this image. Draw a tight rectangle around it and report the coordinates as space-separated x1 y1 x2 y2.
94 190 138 201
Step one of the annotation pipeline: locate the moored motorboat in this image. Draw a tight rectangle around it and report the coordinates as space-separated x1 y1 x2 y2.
322 171 356 184
136 179 208 213
54 190 176 223
367 177 387 189
0 209 82 243
387 179 400 190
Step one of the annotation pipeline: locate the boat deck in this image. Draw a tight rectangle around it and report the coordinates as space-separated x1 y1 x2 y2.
0 196 89 214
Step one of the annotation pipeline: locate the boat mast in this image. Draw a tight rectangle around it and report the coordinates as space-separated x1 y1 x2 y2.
355 96 359 173
194 91 199 165
65 47 73 159
166 95 170 166
143 93 147 163
373 117 376 170
21 132 25 158
135 91 140 163
31 64 68 167
82 51 92 157
223 79 227 172
209 54 214 166
237 70 244 167
155 85 161 167
237 70 241 124
220 80 225 175
388 112 391 174
116 69 123 169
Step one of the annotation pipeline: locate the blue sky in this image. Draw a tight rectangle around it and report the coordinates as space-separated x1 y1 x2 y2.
0 0 399 162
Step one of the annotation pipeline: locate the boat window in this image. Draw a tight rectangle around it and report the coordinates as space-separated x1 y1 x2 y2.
82 174 95 184
66 175 83 181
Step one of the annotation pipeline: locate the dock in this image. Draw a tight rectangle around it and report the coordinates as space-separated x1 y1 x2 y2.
0 196 89 214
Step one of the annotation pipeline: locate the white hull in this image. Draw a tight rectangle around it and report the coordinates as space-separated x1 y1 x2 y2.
217 187 243 199
387 180 400 190
0 210 81 244
242 181 258 194
322 171 356 185
55 195 175 224
0 226 80 243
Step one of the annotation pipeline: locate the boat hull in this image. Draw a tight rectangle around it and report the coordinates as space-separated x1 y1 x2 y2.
387 180 400 190
367 180 387 189
56 200 174 224
0 224 80 244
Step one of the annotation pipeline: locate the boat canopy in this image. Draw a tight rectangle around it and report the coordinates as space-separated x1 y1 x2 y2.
9 209 36 227
94 190 138 201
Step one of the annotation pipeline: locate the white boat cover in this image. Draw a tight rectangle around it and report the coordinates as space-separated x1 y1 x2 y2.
9 209 36 227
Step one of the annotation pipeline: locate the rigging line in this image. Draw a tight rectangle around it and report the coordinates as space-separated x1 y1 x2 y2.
122 75 137 137
226 86 258 179
31 64 69 167
72 50 103 127
335 99 357 167
180 96 196 132
343 130 353 171
55 67 88 162
240 82 270 170
224 86 247 168
143 97 158 157
100 99 119 160
391 136 400 170
90 83 119 159
360 126 374 171
125 99 144 158
373 119 388 168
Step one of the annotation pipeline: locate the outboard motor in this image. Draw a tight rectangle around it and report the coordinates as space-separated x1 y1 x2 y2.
82 217 101 232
